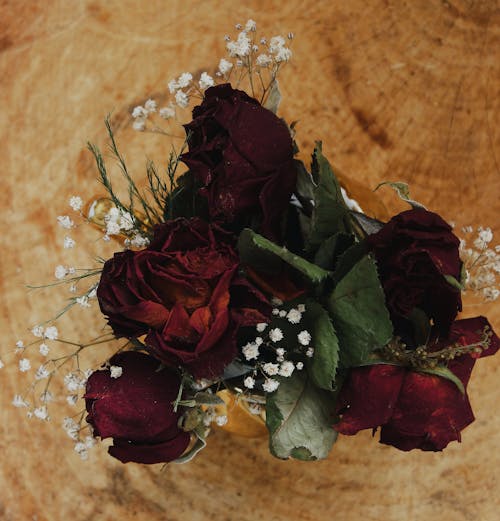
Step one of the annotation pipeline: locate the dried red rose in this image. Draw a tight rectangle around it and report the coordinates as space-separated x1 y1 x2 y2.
335 317 499 451
84 351 190 464
97 218 270 378
181 84 296 241
367 208 462 333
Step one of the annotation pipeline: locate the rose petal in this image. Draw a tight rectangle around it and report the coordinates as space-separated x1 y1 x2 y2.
85 352 183 442
109 432 191 464
335 364 406 435
382 371 474 451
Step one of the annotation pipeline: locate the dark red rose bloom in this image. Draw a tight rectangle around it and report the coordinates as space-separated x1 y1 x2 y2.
335 317 499 451
97 218 270 378
180 84 296 241
85 351 190 464
367 208 462 333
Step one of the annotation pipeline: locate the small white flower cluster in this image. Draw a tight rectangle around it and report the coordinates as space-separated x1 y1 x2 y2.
64 236 76 249
32 405 50 421
63 417 96 460
35 364 51 381
61 195 83 249
32 325 59 340
12 326 59 384
240 300 311 394
64 370 91 393
12 394 29 408
100 206 150 249
225 22 293 66
131 98 159 131
168 71 216 105
19 358 31 372
104 207 135 236
69 196 83 212
54 264 76 280
64 369 93 408
191 378 214 391
74 436 97 461
131 69 215 132
124 234 150 249
63 417 80 440
75 293 91 309
109 365 122 379
57 215 74 229
460 226 500 302
202 407 228 428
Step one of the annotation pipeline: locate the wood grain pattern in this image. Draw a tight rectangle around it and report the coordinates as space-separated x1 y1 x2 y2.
1 1 499 519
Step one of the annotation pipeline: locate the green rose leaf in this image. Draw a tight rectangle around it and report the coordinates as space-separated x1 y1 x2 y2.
331 241 367 284
304 302 339 390
375 181 426 210
308 142 351 248
222 360 254 380
418 366 465 395
313 232 355 271
263 79 281 114
266 371 338 460
238 228 330 285
294 159 315 204
328 255 393 367
444 274 465 291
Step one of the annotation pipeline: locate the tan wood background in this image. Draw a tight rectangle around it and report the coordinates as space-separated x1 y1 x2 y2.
1 1 499 519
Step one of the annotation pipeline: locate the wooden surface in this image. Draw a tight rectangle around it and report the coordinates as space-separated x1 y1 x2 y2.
1 1 499 519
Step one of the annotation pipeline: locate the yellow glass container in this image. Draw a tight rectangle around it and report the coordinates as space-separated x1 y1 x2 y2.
213 390 267 438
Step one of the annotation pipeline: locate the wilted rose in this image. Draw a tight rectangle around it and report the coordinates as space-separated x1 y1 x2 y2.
181 84 296 241
85 351 190 464
367 208 462 333
335 317 499 451
97 218 270 378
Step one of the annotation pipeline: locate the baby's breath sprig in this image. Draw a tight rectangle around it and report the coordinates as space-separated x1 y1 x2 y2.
27 269 101 289
237 300 309 394
130 20 293 135
225 22 293 105
63 412 97 460
8 325 132 460
459 226 500 302
26 283 99 326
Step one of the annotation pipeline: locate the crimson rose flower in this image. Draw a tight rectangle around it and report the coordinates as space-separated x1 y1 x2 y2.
181 84 296 241
335 317 499 451
97 218 270 378
85 351 190 464
367 208 462 332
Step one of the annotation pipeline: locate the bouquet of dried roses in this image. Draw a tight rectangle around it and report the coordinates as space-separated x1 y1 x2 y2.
5 21 499 465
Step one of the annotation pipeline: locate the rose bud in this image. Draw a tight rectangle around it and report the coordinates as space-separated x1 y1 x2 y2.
84 351 190 464
335 317 499 451
367 208 462 333
97 218 270 378
181 84 296 241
